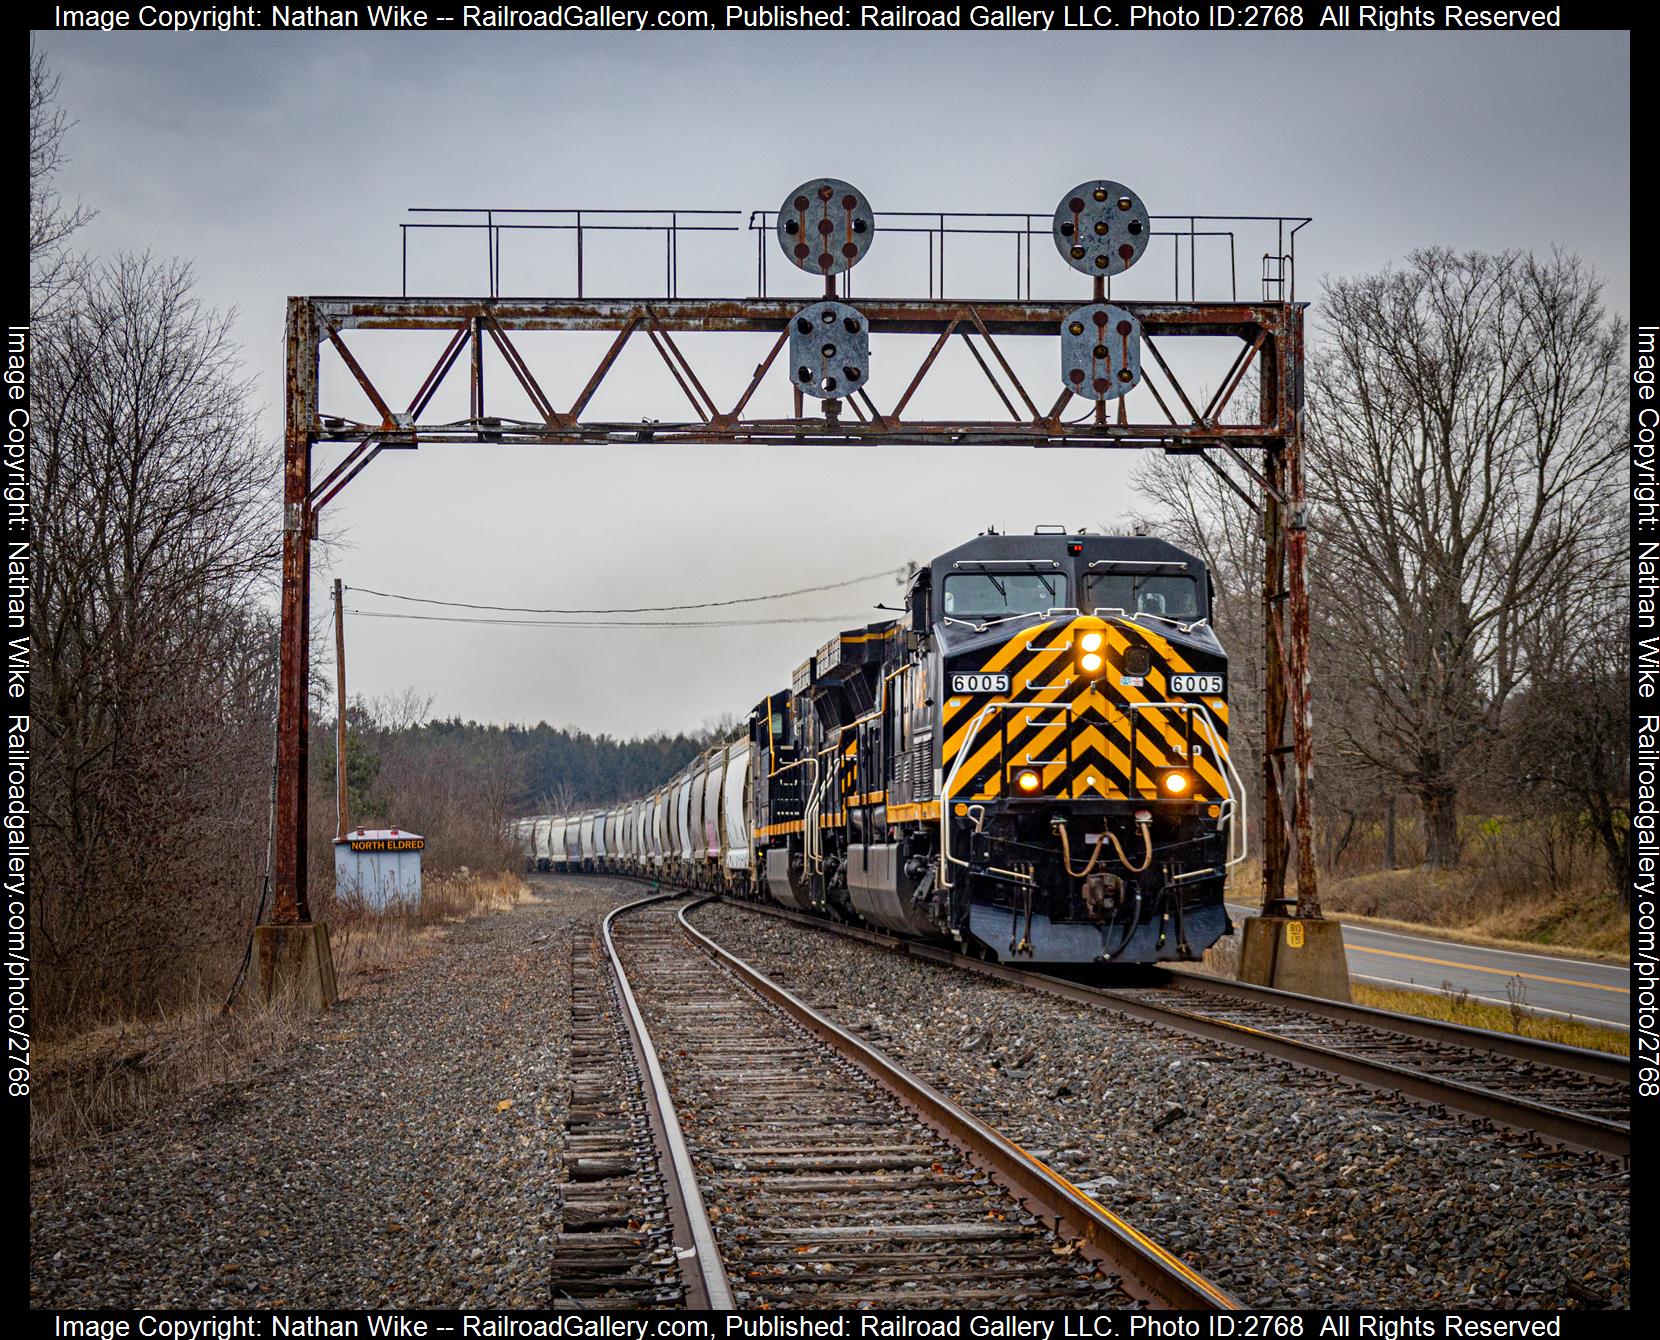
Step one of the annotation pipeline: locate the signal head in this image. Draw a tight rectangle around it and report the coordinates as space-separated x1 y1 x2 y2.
778 178 875 276
1053 180 1149 278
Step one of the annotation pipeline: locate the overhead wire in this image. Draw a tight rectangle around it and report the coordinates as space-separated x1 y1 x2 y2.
345 566 906 616
345 609 872 629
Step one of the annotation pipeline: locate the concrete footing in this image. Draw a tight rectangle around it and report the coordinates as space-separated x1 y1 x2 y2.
1236 914 1351 1001
253 921 338 1012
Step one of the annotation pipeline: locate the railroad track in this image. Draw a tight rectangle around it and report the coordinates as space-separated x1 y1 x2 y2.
1095 981 1629 1155
592 892 1237 1310
550 936 687 1307
699 895 1631 1161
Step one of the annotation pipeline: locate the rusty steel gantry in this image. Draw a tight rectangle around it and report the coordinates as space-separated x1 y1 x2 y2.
272 203 1321 954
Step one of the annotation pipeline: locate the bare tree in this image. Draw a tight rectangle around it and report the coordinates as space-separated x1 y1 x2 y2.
32 253 276 1025
1136 249 1625 875
472 728 523 830
367 687 435 733
1307 248 1623 866
1131 453 1397 875
30 48 96 314
540 780 581 815
1130 453 1266 853
1496 522 1629 897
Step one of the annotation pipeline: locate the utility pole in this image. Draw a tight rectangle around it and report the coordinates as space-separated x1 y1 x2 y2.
334 577 349 842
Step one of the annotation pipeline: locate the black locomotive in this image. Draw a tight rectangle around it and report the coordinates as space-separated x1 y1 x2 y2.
528 528 1241 966
748 529 1238 964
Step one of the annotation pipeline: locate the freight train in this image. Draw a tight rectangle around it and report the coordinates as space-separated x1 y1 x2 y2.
511 529 1244 964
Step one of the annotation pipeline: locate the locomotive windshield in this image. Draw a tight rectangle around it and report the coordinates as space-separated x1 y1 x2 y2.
1084 571 1202 619
942 570 1067 619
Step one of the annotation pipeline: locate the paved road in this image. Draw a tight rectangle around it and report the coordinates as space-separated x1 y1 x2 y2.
1225 902 1631 1029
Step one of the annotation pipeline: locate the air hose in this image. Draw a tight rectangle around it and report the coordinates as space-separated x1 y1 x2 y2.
1054 814 1154 876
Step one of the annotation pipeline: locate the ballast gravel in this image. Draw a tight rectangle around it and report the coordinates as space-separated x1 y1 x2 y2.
31 882 636 1309
690 901 1630 1310
31 878 1629 1311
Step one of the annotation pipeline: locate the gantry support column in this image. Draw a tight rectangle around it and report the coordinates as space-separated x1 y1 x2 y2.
1261 439 1290 917
1284 305 1321 921
1237 303 1347 1000
255 297 337 1011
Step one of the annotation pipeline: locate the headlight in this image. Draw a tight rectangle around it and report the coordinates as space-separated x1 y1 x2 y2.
1080 630 1105 652
1015 769 1041 794
1079 651 1104 674
1161 769 1192 796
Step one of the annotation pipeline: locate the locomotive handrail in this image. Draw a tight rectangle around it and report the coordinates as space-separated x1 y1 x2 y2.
941 609 1062 635
940 696 1246 886
938 698 1067 889
1122 700 1248 867
800 754 826 874
1130 612 1211 635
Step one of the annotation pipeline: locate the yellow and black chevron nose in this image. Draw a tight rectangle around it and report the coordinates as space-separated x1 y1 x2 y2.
939 616 1230 803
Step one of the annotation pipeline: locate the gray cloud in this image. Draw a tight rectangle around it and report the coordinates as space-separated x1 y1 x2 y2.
37 29 1630 735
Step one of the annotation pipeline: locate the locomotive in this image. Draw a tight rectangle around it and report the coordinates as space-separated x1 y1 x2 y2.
514 528 1243 965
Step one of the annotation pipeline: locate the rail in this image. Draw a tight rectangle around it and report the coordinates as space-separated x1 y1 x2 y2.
1167 969 1629 1082
703 895 1630 1161
673 896 1240 1309
599 894 735 1309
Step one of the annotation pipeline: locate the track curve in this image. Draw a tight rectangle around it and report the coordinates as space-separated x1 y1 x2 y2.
600 893 1238 1309
703 895 1630 1160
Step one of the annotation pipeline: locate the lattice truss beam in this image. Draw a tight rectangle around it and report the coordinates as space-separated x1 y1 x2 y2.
297 296 1302 519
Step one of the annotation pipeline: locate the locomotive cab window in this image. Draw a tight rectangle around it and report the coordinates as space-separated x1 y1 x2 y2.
942 571 1067 619
1085 572 1202 620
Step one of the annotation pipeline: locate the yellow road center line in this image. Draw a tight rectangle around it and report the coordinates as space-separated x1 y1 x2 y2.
1346 945 1629 994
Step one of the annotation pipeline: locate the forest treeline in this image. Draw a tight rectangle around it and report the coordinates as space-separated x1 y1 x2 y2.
456 717 723 813
309 699 723 885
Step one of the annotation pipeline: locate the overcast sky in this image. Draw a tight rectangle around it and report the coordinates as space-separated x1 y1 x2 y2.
36 29 1630 738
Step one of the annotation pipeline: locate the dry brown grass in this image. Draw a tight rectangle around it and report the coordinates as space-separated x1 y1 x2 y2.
31 870 532 1163
1222 836 1627 960
1321 907 1624 964
1195 928 1241 979
326 870 531 993
1350 982 1630 1056
1318 869 1626 958
29 991 306 1163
